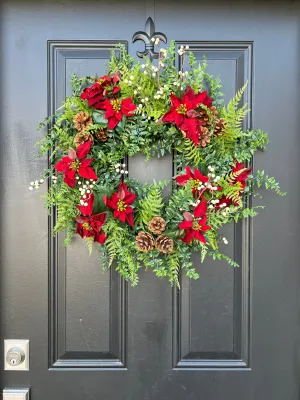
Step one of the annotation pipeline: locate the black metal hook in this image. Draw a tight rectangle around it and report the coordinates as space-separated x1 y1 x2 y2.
132 17 167 60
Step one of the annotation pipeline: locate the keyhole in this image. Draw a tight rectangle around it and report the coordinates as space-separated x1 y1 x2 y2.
11 359 17 365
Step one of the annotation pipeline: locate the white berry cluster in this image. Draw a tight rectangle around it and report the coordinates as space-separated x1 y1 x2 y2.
208 199 220 209
151 37 160 46
178 71 189 77
207 166 221 191
77 177 95 205
115 163 128 175
29 178 44 191
51 175 58 185
222 237 229 245
178 44 189 56
123 75 135 86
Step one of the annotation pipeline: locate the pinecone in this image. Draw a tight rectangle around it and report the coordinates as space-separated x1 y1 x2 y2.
136 232 155 252
214 118 226 136
199 126 211 147
199 106 218 127
95 128 108 142
74 132 94 148
73 111 93 132
198 107 211 126
155 235 174 253
210 105 218 117
148 216 166 235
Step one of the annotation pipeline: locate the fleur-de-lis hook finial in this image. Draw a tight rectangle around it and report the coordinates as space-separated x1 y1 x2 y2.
132 17 167 60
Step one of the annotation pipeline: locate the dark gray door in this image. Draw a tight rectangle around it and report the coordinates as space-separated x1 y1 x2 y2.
1 1 299 399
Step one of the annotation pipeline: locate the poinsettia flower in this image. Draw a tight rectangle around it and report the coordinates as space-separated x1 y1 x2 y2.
175 166 209 194
179 201 211 244
231 161 251 190
76 213 107 244
80 74 121 109
75 194 107 244
215 162 252 209
162 86 213 144
103 181 136 226
104 97 136 129
55 141 97 188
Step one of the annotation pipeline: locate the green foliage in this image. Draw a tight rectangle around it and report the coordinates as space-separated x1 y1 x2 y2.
33 41 284 286
254 170 286 196
136 181 168 228
218 82 249 150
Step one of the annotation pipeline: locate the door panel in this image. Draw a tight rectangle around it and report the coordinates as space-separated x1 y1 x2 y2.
1 1 299 399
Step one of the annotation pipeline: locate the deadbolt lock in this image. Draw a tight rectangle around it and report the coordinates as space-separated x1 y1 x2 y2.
6 347 25 366
4 340 29 370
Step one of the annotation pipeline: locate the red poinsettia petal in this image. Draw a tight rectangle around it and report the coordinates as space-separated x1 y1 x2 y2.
194 230 206 244
181 230 195 243
55 158 71 172
68 147 77 161
78 165 98 180
183 211 194 221
174 113 184 127
121 97 136 115
114 209 121 218
95 231 106 244
175 174 189 186
194 201 208 218
162 109 177 124
108 116 119 130
76 141 92 159
182 93 194 110
124 206 133 214
76 193 94 216
112 86 121 94
170 94 181 109
112 72 121 83
80 87 90 100
179 220 193 229
76 215 89 224
126 213 135 227
92 212 108 226
93 101 106 110
64 169 76 188
199 215 207 226
117 182 127 200
118 211 127 223
193 168 209 183
124 192 136 205
104 100 115 118
79 158 93 168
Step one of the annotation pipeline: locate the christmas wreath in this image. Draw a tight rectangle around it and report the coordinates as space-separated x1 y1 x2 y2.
32 42 284 287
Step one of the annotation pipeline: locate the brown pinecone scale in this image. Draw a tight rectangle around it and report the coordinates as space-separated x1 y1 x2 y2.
214 118 226 136
95 128 108 142
148 216 166 235
155 235 174 253
199 126 212 148
73 111 93 132
136 232 155 252
74 132 94 148
198 106 218 127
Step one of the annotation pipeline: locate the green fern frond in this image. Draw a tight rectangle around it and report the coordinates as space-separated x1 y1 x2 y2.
166 251 180 288
136 186 165 227
218 82 249 149
84 236 94 256
200 242 208 263
177 138 203 165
